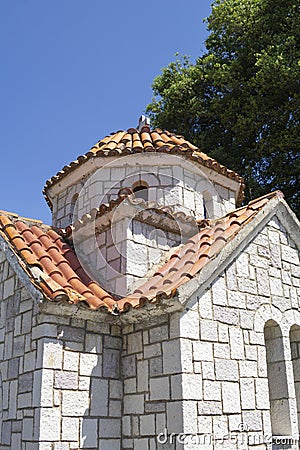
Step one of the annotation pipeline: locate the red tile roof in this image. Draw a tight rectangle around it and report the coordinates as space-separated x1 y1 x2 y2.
43 126 245 209
0 191 282 315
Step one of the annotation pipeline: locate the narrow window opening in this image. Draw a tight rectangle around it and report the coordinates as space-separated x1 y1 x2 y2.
202 191 213 219
133 182 148 202
264 320 292 437
289 325 300 431
70 194 79 220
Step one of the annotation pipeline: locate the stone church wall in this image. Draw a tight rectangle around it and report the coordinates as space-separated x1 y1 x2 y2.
121 216 300 449
0 250 122 450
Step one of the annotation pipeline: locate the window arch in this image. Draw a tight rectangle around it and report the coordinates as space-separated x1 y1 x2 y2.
132 181 148 202
70 193 79 220
264 320 292 436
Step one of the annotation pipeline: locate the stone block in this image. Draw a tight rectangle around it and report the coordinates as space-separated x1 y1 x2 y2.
212 277 227 306
199 290 213 319
162 340 181 374
203 380 221 401
137 360 148 392
213 306 239 325
62 391 90 416
193 341 213 361
150 377 170 400
215 359 238 381
42 339 63 370
124 394 144 414
140 414 155 436
229 328 245 359
19 372 33 393
255 378 270 409
63 350 79 371
149 325 169 343
90 378 108 415
57 325 85 343
166 401 184 433
144 343 161 359
54 371 78 389
127 332 143 354
80 418 98 447
62 417 79 441
98 439 121 449
122 354 136 378
8 357 19 379
240 378 255 409
222 382 241 413
149 357 163 377
39 407 61 441
80 352 101 377
200 320 218 342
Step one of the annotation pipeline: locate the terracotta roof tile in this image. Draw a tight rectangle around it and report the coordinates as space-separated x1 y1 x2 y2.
0 191 283 315
43 125 245 209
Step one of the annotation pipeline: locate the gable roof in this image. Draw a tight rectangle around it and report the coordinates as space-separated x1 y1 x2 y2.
43 126 245 209
0 191 284 315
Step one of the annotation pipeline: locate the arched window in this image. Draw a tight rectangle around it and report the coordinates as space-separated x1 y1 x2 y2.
289 325 300 429
264 320 292 436
202 191 214 219
132 182 148 202
70 193 79 220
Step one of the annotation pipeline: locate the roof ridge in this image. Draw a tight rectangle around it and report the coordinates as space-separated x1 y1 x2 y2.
0 209 48 227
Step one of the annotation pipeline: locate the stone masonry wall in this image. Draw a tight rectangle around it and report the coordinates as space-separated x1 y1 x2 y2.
78 217 182 297
121 216 300 450
53 159 236 228
0 250 123 450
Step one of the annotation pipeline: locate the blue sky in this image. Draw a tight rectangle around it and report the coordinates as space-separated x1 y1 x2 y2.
0 0 212 224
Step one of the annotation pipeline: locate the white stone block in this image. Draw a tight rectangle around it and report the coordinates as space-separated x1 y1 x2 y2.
63 350 79 371
227 291 246 309
62 391 90 416
240 378 255 409
39 407 61 441
203 380 221 401
193 341 213 361
212 277 227 306
222 382 241 413
229 328 245 359
79 352 99 376
180 309 200 339
200 320 218 342
62 417 79 441
199 290 213 319
255 378 270 409
43 339 63 370
215 359 238 381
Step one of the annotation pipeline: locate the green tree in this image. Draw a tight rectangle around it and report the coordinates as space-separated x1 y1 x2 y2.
147 0 300 216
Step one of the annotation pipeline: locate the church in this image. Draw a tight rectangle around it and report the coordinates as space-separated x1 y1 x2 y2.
0 117 299 449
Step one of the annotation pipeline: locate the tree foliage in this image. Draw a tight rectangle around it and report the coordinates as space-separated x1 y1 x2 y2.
147 0 300 216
